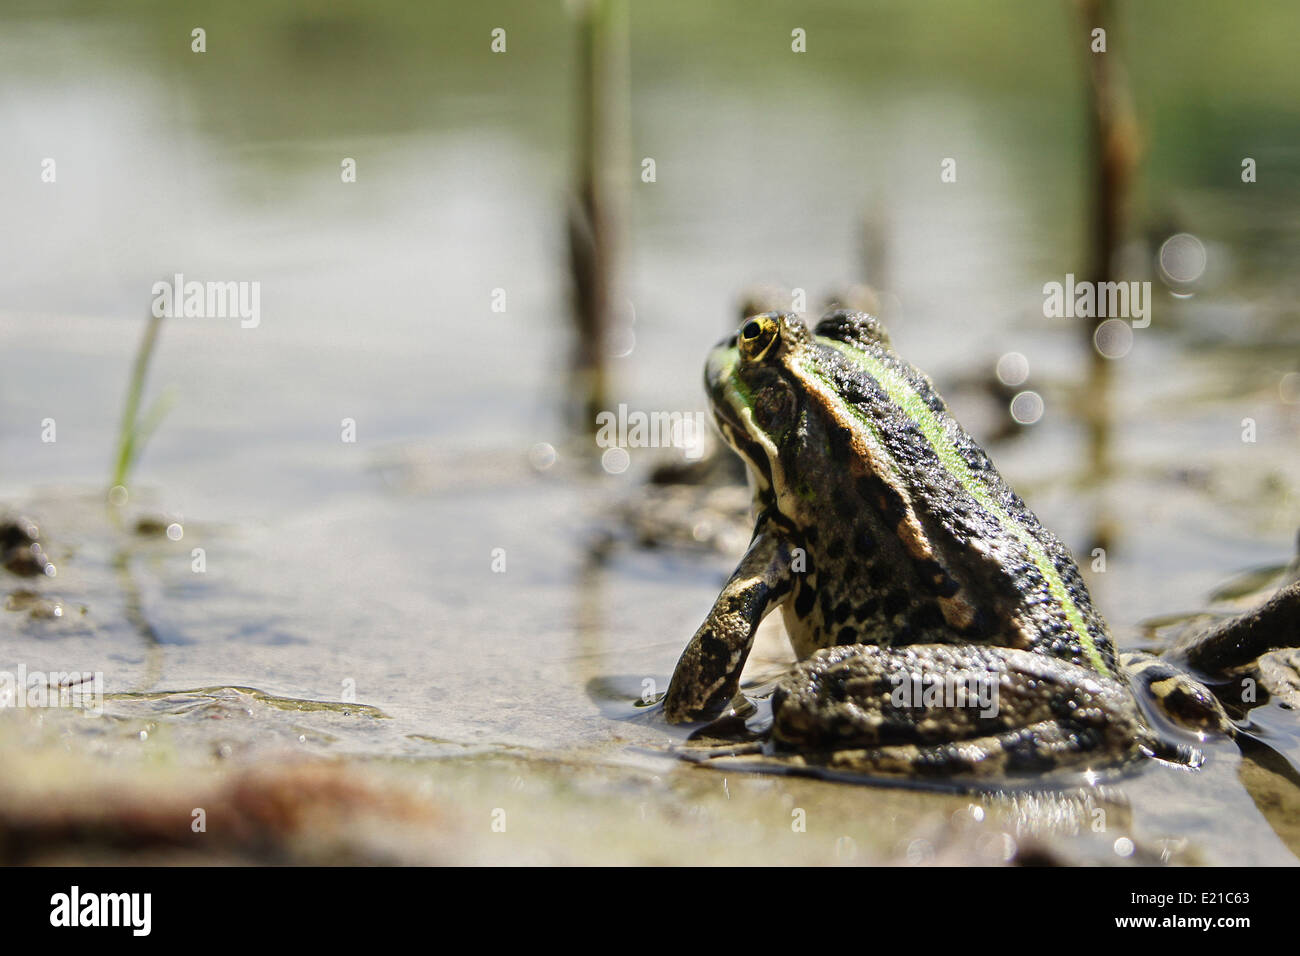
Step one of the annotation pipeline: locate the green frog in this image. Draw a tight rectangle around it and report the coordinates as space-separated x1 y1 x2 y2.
661 309 1247 779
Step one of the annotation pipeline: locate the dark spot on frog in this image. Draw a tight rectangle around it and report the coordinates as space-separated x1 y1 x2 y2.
852 527 875 556
883 591 909 618
914 557 960 596
819 589 834 619
911 602 947 630
891 623 917 644
794 582 817 618
964 607 999 639
1001 732 1066 773
696 629 732 674
828 428 852 465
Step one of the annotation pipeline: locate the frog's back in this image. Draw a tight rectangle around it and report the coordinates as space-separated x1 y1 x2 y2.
783 311 1116 676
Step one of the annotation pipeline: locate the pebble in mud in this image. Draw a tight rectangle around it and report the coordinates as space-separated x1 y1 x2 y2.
3 588 69 620
134 516 168 536
1 515 56 577
134 515 184 541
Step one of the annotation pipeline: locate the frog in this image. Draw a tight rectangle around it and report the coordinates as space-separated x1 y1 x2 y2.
659 308 1299 780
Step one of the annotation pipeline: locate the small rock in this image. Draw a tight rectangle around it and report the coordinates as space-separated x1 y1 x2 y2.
4 542 55 577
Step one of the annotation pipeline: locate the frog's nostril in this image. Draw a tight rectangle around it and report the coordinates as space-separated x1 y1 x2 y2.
727 334 738 348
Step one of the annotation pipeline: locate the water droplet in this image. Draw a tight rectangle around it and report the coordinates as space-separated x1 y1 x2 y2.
166 523 184 541
1113 836 1135 858
108 485 128 507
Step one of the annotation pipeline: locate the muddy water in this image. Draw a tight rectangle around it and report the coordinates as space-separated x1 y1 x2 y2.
3 1 1300 863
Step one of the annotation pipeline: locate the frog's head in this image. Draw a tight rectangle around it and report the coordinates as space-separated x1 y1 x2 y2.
705 309 893 522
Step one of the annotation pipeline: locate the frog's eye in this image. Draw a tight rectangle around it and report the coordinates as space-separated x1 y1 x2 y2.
737 315 779 362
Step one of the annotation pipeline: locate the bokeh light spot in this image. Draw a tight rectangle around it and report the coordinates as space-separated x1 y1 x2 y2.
1009 390 1044 425
996 351 1029 387
1093 318 1133 359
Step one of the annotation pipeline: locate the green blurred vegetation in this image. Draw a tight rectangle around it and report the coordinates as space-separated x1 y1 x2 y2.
8 0 1297 194
5 0 1295 327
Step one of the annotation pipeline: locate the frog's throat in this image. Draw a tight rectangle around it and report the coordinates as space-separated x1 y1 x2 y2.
709 346 788 502
803 337 1110 677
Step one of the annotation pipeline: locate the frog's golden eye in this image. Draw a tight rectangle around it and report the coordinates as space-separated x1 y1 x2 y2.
737 315 779 362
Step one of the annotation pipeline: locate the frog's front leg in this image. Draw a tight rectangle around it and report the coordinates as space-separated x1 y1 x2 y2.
663 518 796 723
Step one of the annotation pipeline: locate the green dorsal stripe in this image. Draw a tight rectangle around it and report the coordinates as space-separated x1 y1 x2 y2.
806 337 1110 676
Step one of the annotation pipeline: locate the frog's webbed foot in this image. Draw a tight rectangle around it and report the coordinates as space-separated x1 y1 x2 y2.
1174 578 1300 677
760 644 1162 778
1119 651 1234 738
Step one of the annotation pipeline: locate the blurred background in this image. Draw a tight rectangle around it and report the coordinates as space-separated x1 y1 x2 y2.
1 0 1299 864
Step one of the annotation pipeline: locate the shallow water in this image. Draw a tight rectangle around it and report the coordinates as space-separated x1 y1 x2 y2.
3 0 1300 864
